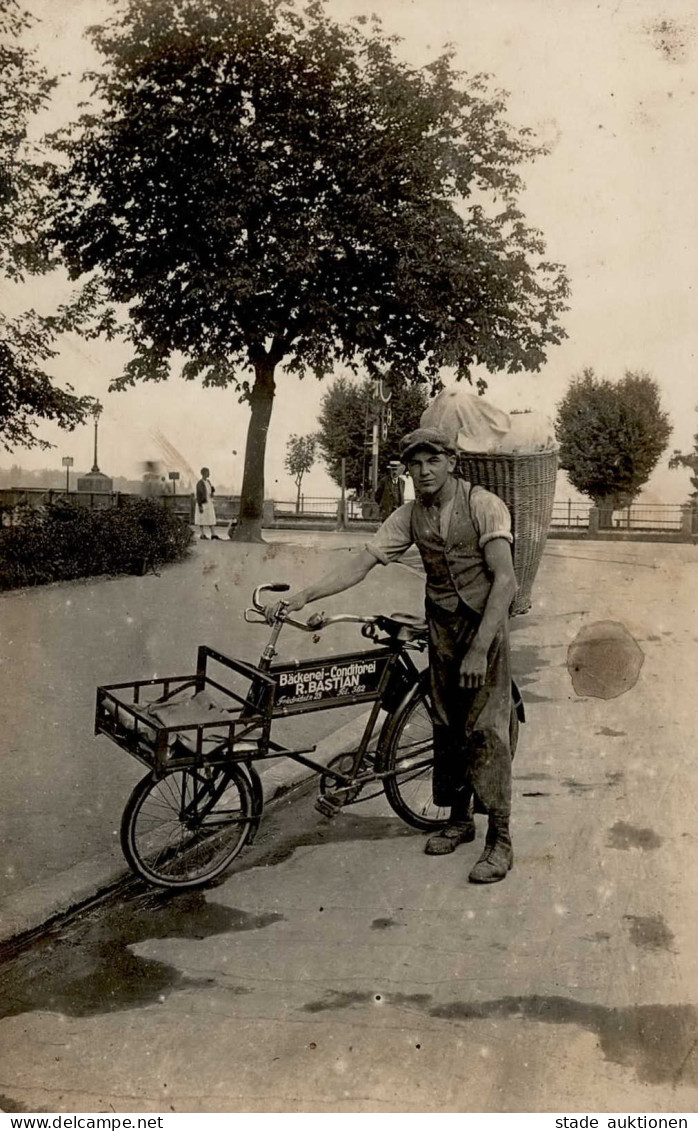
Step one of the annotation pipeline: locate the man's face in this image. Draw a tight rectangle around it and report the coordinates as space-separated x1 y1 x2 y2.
407 449 456 498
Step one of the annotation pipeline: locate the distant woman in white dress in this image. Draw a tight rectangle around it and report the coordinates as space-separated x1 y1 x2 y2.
195 467 218 540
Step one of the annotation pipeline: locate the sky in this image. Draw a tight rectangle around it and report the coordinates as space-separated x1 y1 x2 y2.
3 0 697 502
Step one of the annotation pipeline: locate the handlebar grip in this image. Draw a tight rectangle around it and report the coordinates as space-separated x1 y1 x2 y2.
252 582 291 611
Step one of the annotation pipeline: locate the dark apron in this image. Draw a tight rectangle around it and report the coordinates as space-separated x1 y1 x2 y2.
426 597 512 815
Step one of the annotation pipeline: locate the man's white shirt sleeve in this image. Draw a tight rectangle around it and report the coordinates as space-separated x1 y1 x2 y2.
469 487 513 548
364 502 415 564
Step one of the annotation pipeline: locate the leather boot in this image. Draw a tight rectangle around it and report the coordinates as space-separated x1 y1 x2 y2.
468 814 513 883
425 795 475 855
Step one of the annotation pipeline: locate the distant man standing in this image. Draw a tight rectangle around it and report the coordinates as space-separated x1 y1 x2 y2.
267 428 518 883
375 459 406 522
195 467 219 540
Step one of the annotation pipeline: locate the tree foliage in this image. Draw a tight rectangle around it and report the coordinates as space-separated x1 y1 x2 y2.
0 0 95 450
316 374 429 493
555 368 672 507
48 0 569 537
284 432 316 511
668 406 698 504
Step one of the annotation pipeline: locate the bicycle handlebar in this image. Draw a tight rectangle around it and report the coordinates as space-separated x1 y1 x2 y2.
252 583 289 609
249 582 378 633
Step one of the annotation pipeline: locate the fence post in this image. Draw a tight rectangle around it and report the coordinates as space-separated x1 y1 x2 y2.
567 499 571 527
335 458 347 531
681 504 693 539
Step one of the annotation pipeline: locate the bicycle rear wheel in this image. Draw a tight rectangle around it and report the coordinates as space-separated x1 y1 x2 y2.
377 690 448 831
121 763 255 889
378 689 521 831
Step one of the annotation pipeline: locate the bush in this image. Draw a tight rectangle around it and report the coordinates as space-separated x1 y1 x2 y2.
0 497 193 590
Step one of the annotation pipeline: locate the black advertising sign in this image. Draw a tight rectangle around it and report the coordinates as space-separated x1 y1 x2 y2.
270 650 392 710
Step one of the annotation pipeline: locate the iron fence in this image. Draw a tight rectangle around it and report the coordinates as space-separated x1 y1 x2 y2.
2 487 695 536
606 504 684 532
274 495 696 534
551 500 591 528
550 501 692 532
274 496 368 520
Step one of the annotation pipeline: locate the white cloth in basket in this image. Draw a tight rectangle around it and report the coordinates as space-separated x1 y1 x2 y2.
146 687 258 755
421 387 557 454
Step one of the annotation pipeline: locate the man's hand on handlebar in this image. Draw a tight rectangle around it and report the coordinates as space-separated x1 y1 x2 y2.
264 592 307 624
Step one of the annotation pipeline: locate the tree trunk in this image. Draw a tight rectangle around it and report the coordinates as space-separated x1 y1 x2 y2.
295 479 302 515
231 356 276 543
593 496 614 530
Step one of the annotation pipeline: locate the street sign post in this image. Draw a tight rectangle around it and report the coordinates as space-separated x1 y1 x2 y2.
168 470 180 496
61 456 74 494
370 378 393 492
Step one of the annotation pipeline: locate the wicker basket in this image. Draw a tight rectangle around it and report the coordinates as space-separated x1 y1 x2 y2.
456 449 558 616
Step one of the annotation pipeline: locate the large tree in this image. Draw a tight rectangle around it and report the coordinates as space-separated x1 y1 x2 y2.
555 368 672 520
0 0 95 450
316 374 429 494
48 0 568 539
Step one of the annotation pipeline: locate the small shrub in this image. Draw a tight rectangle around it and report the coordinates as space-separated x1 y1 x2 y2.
0 497 193 590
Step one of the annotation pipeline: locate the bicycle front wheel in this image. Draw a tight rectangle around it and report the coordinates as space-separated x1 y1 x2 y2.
377 690 448 831
121 764 255 889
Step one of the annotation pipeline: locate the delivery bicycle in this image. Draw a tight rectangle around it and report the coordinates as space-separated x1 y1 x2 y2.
95 582 524 890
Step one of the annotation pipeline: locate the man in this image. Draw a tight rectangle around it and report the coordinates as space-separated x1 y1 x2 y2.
375 459 406 522
267 428 517 884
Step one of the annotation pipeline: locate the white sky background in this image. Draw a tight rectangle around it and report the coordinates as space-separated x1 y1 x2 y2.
4 0 697 502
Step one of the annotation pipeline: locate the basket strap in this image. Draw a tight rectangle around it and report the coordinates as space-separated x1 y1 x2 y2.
464 480 476 535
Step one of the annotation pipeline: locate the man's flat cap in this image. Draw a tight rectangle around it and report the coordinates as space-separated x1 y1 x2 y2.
400 428 457 462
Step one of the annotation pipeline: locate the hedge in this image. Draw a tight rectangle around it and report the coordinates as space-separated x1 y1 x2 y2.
0 497 193 591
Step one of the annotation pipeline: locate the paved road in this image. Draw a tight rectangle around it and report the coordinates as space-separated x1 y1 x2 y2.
0 538 696 1111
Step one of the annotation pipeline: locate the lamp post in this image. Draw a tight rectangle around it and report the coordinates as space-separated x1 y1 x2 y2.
90 402 103 473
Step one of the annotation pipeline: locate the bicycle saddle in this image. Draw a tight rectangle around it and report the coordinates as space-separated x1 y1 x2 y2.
379 612 428 641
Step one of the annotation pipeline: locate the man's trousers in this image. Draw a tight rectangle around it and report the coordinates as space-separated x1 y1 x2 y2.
426 597 513 815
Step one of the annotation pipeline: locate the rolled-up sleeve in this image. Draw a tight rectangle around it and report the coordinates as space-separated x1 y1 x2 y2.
469 487 513 548
365 502 415 564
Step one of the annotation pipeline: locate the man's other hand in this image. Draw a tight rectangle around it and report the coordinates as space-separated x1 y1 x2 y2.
459 645 488 689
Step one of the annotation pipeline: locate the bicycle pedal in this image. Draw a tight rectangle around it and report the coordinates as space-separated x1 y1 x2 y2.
315 792 345 819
